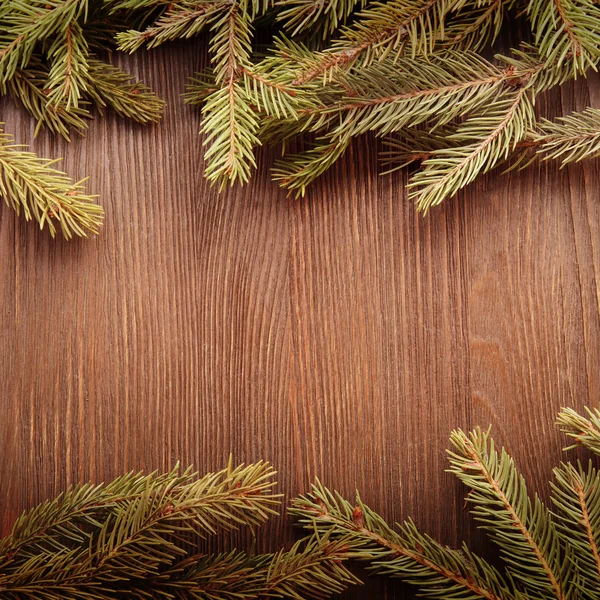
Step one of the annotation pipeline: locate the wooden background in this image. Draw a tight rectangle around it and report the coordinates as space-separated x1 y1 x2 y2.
1 42 600 598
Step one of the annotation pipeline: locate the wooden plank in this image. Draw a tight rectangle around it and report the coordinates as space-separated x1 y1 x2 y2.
1 45 599 598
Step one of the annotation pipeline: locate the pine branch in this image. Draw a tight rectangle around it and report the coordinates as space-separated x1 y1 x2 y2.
447 426 569 600
0 124 102 239
201 5 260 187
534 107 600 165
286 0 460 85
272 136 351 195
379 126 457 173
527 0 600 75
271 51 532 195
0 462 280 596
171 536 357 599
242 58 321 119
44 19 91 110
552 461 600 596
0 0 90 85
2 60 90 140
291 481 515 600
184 68 219 105
85 57 165 123
557 406 600 455
275 0 366 38
408 87 535 212
442 0 513 52
116 0 231 52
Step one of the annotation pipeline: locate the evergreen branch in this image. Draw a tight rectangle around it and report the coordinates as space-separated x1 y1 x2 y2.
379 126 457 173
552 461 600 595
90 535 357 599
2 61 90 140
202 82 260 186
163 536 358 599
184 69 219 105
447 426 568 600
527 0 600 75
0 124 102 239
116 0 230 52
442 0 512 51
85 58 165 123
535 107 600 165
201 5 260 187
408 87 535 212
241 61 321 119
557 406 600 454
106 0 171 11
275 0 366 38
288 0 459 84
271 51 539 196
44 20 91 110
0 462 280 595
290 481 514 600
0 0 89 84
0 468 190 563
272 136 351 195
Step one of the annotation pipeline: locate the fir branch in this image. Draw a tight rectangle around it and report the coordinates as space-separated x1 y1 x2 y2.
447 426 569 600
116 0 231 52
271 51 531 195
442 0 513 52
552 461 600 596
2 61 90 140
0 124 102 239
0 0 90 85
0 462 280 596
201 4 260 187
291 481 514 600
184 69 219 105
44 19 91 110
534 107 600 166
241 61 320 119
557 406 600 454
272 137 351 195
165 535 358 599
408 87 535 212
379 126 457 173
275 0 366 38
85 57 165 123
287 0 459 85
527 0 600 75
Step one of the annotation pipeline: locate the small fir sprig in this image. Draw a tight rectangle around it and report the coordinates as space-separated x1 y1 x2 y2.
0 124 103 238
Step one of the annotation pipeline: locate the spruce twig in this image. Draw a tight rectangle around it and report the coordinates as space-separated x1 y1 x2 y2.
0 124 103 239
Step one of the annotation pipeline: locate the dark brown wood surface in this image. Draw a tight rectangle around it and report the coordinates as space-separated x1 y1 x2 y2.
1 42 600 598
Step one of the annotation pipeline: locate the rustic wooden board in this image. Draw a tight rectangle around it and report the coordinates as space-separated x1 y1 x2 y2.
1 42 600 598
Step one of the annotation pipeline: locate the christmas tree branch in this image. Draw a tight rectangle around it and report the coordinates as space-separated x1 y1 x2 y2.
0 124 102 239
0 462 281 597
291 480 514 600
557 406 600 454
447 426 567 600
552 461 600 592
528 0 600 75
44 20 91 110
85 58 165 123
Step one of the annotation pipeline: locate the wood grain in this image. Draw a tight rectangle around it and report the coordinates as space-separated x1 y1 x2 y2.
1 40 600 598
